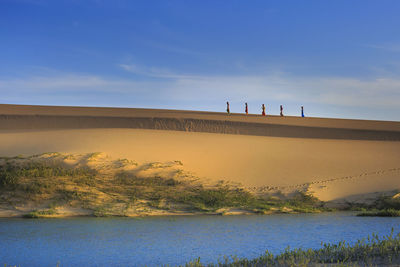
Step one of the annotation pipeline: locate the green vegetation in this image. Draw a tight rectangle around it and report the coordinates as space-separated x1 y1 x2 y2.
114 170 325 214
0 160 97 205
93 206 112 217
373 194 400 210
0 161 96 189
0 153 328 217
282 191 325 213
22 208 57 218
182 230 400 266
357 209 400 217
0 157 100 216
353 194 400 217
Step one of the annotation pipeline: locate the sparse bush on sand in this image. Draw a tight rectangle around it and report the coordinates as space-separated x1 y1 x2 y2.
0 153 328 217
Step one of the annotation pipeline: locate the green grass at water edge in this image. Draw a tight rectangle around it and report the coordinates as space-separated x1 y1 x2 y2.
345 194 400 212
373 194 400 210
180 229 400 267
22 208 57 218
350 195 400 217
357 209 400 217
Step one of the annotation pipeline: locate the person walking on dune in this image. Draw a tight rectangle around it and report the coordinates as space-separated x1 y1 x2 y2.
226 101 230 114
301 106 305 117
245 102 248 115
280 105 284 117
262 104 266 116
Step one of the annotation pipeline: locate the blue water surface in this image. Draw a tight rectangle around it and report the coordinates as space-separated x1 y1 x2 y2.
0 212 399 266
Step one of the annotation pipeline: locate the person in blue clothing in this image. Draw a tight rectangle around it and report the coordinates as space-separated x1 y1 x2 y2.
301 106 305 117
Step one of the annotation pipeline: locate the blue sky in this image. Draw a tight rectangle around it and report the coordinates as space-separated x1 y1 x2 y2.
1 0 400 120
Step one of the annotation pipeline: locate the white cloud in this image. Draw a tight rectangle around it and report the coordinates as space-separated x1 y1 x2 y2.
0 74 151 93
119 64 196 79
168 74 400 108
144 41 206 57
1 69 400 112
365 43 400 53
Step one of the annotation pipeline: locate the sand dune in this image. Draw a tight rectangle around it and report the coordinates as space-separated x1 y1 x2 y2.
1 104 400 140
0 104 399 203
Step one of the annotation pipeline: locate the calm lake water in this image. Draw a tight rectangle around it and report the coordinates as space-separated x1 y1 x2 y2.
0 212 399 266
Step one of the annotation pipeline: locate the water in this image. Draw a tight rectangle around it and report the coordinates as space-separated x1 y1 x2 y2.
0 212 399 266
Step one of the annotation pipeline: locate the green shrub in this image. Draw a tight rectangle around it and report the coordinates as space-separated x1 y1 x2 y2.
0 164 20 188
23 209 57 218
93 207 110 217
287 192 321 207
374 196 400 210
114 171 181 187
73 176 95 186
180 230 400 266
357 209 400 217
0 161 96 187
57 189 83 201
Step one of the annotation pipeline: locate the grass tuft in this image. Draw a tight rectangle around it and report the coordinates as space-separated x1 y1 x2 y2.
22 209 57 218
357 209 400 217
181 229 400 266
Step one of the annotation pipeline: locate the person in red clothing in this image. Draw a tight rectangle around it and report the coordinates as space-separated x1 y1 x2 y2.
245 102 248 115
262 104 266 116
226 101 230 114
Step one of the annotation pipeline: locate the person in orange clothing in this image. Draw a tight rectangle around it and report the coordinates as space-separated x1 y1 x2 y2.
245 102 248 115
226 101 230 114
262 104 266 116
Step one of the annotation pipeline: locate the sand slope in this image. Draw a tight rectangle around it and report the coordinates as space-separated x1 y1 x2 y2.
0 104 399 203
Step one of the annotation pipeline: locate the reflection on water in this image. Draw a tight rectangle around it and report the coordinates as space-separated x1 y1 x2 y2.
0 212 399 266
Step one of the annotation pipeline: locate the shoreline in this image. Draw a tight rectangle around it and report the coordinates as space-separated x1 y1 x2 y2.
0 208 324 219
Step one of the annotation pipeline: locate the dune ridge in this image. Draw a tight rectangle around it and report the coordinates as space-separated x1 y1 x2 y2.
1 103 400 131
1 104 400 140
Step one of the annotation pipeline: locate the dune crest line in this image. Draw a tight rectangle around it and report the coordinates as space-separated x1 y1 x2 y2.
1 114 400 141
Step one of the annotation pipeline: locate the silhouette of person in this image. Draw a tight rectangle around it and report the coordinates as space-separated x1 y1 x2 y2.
280 105 284 117
245 102 248 115
301 106 304 117
226 101 230 114
262 104 266 116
